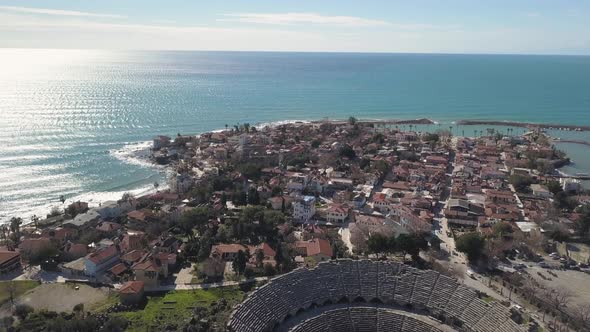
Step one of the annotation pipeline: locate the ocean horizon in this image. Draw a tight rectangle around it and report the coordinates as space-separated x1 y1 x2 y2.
2 49 590 223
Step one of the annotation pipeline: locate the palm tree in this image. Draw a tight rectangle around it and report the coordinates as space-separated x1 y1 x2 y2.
474 129 477 137
9 217 22 245
59 195 65 204
154 181 160 192
30 215 39 230
225 124 228 131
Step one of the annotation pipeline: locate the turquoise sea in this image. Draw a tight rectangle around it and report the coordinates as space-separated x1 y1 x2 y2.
1 49 590 222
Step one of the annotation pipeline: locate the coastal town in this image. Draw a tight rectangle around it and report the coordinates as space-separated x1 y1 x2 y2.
2 118 590 331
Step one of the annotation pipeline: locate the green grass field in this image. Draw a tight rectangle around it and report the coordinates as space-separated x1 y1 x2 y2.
0 280 40 305
113 287 244 331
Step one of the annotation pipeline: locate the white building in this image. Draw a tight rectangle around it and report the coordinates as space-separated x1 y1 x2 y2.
325 204 349 223
530 184 552 198
169 173 193 194
293 196 316 221
560 178 582 193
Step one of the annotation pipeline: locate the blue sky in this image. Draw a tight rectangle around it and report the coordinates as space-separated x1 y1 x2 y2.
0 0 589 54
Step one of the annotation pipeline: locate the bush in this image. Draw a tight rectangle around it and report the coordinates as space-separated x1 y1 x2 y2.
14 304 34 319
509 174 533 193
456 232 485 262
338 144 356 159
263 263 276 277
103 316 129 332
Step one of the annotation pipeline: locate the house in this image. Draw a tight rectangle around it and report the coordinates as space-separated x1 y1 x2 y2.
294 238 333 262
84 245 120 277
108 263 129 282
169 173 193 194
530 184 553 198
96 221 122 233
63 210 100 229
293 196 316 221
19 238 53 258
121 250 148 266
61 257 86 278
132 255 166 289
210 244 248 261
0 250 21 274
325 204 350 224
98 200 136 219
248 243 277 267
41 227 76 244
119 281 145 305
121 233 144 252
561 178 582 193
63 243 88 261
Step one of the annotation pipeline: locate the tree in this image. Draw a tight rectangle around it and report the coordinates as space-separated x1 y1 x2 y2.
247 187 260 205
59 195 66 204
396 234 428 259
338 144 356 159
180 207 210 238
546 180 562 195
153 181 160 191
348 116 357 125
575 206 590 236
429 236 442 251
255 250 265 267
201 256 225 281
9 217 22 245
232 250 248 276
492 222 514 237
220 191 227 207
456 232 485 262
15 304 34 320
572 303 590 329
103 316 129 332
509 174 533 193
73 303 84 316
30 215 39 230
367 234 390 256
311 139 321 148
263 263 276 276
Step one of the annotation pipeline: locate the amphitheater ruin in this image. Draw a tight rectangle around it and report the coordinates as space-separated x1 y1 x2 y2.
228 259 525 332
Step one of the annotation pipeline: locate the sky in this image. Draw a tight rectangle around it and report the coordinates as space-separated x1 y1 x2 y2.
0 0 589 54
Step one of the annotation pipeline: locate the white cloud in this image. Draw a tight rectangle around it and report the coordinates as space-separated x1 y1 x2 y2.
0 7 587 54
0 6 125 19
219 12 390 27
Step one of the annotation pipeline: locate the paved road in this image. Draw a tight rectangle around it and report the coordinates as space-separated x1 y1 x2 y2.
145 276 270 291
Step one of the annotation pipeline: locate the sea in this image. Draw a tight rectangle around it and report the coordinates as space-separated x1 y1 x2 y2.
1 49 590 223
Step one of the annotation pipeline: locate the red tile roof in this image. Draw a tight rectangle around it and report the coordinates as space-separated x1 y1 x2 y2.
86 245 119 265
0 251 20 265
109 263 128 276
295 238 333 258
119 281 144 294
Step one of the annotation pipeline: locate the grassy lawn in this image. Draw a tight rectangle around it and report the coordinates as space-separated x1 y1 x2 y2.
0 280 40 305
113 287 245 331
481 295 495 304
90 292 119 312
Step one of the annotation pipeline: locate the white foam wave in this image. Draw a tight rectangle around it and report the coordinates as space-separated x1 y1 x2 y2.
254 119 311 129
110 140 161 169
0 182 168 225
